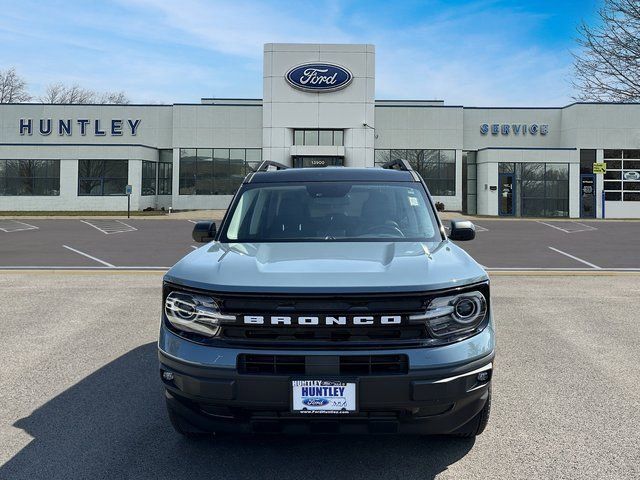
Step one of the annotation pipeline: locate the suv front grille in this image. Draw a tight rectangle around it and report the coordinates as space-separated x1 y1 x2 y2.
237 354 409 376
216 292 429 346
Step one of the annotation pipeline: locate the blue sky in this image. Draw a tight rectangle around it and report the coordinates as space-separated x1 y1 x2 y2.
0 0 600 105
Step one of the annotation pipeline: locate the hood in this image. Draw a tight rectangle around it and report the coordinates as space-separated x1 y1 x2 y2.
164 241 487 293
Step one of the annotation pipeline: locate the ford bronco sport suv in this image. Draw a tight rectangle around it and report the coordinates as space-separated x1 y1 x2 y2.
159 159 494 437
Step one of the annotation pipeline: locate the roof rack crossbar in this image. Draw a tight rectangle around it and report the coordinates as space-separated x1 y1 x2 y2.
255 160 289 172
381 158 414 172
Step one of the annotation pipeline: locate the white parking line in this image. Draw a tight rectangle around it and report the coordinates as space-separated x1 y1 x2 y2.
0 220 39 233
187 220 198 224
548 246 601 269
572 222 598 231
190 245 198 250
62 245 116 268
80 219 137 234
537 221 571 233
536 220 597 234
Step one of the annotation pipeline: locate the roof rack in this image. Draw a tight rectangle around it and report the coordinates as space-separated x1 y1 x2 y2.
255 160 289 172
381 158 414 172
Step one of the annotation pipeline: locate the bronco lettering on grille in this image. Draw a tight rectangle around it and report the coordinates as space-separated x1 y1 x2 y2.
242 315 402 326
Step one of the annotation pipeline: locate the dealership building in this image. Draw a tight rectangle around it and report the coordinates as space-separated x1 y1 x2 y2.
1 43 640 218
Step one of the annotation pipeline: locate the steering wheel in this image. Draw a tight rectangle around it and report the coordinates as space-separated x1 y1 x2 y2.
364 221 405 237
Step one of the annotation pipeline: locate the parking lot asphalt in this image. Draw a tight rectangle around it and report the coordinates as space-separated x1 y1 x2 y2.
0 218 197 269
0 217 639 271
458 219 640 270
0 272 638 480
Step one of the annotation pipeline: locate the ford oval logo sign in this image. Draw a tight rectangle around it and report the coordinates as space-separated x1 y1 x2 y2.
285 63 353 92
623 171 640 181
302 397 330 407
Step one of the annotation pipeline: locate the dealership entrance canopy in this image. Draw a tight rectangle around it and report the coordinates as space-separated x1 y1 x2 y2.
1 43 640 218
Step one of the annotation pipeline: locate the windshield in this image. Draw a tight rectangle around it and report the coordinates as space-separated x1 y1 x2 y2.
221 181 442 242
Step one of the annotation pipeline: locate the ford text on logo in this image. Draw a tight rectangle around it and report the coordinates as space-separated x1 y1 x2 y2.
302 398 330 407
480 123 549 136
19 118 141 137
285 63 353 92
242 315 402 326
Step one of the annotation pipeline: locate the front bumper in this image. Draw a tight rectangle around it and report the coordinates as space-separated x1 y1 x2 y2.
158 320 495 435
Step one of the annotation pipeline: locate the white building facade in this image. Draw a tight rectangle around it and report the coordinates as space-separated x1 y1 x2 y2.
1 43 639 218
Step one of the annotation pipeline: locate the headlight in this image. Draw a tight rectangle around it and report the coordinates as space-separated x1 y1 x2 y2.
410 290 487 340
164 291 235 337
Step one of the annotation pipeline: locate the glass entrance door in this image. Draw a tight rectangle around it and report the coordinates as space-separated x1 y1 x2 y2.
498 173 515 216
580 174 596 218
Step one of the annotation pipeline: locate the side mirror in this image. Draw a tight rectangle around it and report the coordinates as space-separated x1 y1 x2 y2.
449 219 475 241
192 221 217 243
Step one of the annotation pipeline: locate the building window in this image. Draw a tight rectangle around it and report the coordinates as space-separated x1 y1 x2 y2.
499 162 569 217
158 149 173 195
522 163 569 217
304 130 319 146
245 149 263 174
580 149 596 175
141 161 157 196
0 159 60 196
462 151 477 215
374 149 390 165
604 149 640 201
374 149 456 196
293 129 344 146
78 160 128 196
179 148 262 195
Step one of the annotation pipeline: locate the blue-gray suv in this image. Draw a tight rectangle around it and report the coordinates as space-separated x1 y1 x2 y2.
158 159 494 437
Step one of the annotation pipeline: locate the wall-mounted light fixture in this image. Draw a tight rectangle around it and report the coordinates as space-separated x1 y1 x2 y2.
362 123 378 138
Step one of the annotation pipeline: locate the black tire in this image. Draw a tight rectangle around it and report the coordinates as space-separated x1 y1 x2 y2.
452 387 491 438
166 401 208 439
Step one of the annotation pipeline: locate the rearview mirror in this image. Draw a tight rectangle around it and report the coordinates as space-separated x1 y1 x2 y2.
192 221 217 243
449 219 475 241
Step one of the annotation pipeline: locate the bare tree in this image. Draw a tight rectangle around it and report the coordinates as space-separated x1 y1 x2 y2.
39 82 65 103
0 67 32 103
573 0 640 101
40 83 94 104
96 90 130 104
40 82 131 104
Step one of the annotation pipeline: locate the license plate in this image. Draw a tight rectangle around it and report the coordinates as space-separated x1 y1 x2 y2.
292 380 356 414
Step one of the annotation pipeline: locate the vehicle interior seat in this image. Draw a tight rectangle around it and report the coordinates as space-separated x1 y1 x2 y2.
358 190 396 234
268 193 311 238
